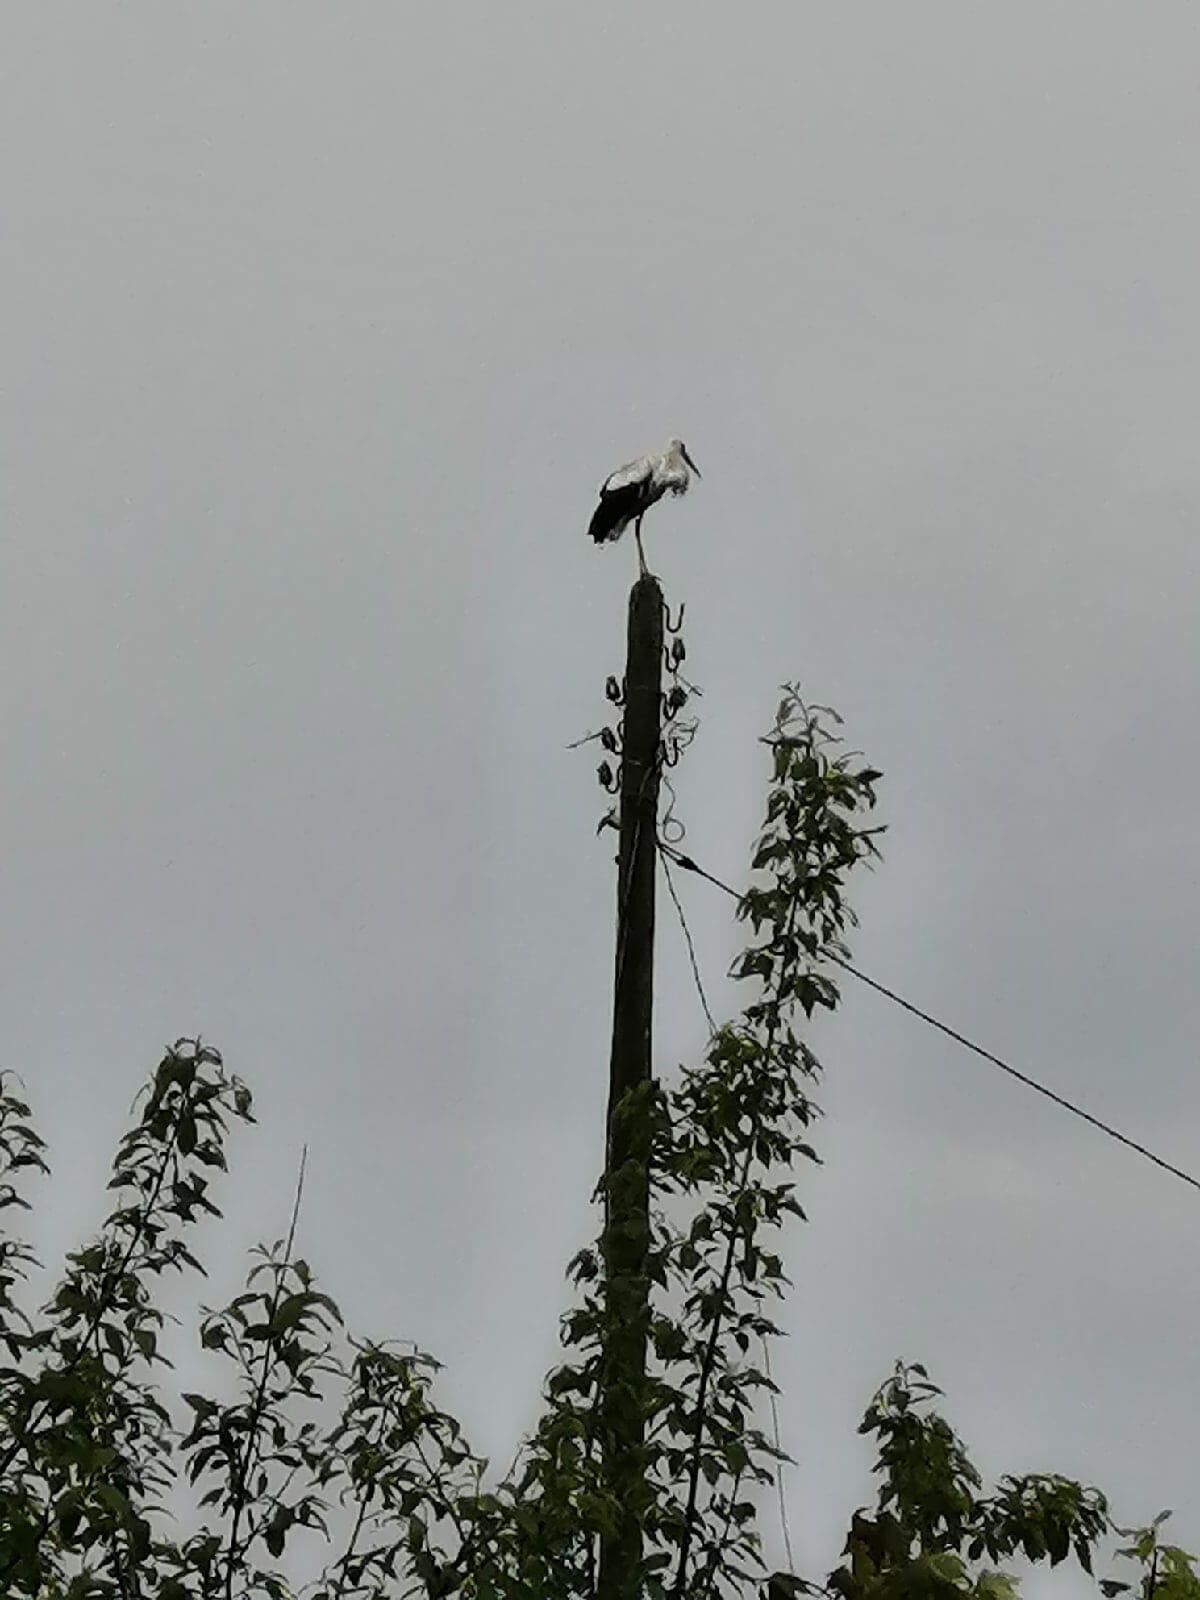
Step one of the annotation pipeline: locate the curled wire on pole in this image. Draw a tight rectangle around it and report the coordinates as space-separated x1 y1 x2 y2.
655 600 703 845
597 760 621 794
666 718 699 759
605 674 625 705
659 772 687 845
663 725 700 768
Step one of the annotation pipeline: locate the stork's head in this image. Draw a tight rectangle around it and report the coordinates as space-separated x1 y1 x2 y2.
668 438 701 478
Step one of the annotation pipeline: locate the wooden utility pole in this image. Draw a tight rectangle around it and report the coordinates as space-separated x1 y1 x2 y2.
598 573 664 1600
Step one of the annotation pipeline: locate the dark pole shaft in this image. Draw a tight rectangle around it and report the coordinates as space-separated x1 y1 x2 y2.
599 574 663 1600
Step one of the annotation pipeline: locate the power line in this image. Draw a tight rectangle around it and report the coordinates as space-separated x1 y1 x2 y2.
661 848 716 1036
657 841 1200 1201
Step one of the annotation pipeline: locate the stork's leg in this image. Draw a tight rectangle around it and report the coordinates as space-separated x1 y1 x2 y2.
634 516 648 578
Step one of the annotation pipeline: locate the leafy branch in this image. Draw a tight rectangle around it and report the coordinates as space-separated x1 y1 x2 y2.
0 1038 253 1596
824 1362 1108 1600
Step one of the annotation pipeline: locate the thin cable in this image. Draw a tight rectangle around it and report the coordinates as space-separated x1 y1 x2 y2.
660 846 716 1036
658 842 1200 1201
761 1337 796 1575
659 847 744 903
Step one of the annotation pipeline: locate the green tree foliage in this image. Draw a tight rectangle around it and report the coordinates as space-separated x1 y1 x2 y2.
1103 1514 1200 1600
0 687 1189 1597
824 1362 1108 1599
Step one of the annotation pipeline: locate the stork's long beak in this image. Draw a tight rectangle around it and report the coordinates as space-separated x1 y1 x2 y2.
681 446 701 479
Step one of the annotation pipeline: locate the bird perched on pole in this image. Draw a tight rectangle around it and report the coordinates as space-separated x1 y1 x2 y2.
587 438 701 578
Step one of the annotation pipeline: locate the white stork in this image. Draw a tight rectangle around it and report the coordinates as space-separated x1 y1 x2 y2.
587 437 701 577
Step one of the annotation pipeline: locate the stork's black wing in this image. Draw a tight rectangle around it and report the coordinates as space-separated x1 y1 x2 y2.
588 478 648 544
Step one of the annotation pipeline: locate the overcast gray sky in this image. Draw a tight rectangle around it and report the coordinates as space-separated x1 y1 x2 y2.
3 5 1199 1593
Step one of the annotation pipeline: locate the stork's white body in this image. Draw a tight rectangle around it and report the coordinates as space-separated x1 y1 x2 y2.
587 437 701 576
